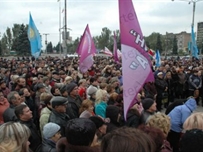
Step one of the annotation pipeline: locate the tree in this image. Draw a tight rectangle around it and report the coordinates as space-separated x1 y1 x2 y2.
144 32 161 51
0 40 2 55
47 42 53 53
66 37 80 54
15 24 31 56
156 33 162 52
172 36 178 55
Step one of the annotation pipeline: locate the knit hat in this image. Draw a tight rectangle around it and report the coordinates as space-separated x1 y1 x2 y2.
106 105 120 124
51 96 68 108
142 98 154 110
66 83 77 94
87 86 98 95
43 122 60 139
89 116 105 129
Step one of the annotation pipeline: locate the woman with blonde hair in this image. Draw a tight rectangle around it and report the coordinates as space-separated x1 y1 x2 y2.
183 112 203 131
79 99 95 118
0 122 31 152
147 113 171 138
95 89 108 118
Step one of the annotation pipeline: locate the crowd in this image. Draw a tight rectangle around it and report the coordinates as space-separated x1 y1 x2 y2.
0 55 203 152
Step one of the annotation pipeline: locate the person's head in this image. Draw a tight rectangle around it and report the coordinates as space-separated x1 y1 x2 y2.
15 104 33 121
52 71 60 80
64 76 73 84
157 72 163 79
87 87 98 99
89 116 107 136
165 71 171 79
17 77 26 87
66 83 78 96
106 105 121 124
78 79 87 87
79 99 94 115
180 129 203 152
60 85 68 97
138 125 165 152
95 89 108 103
42 76 50 85
36 83 46 93
89 77 98 86
0 122 30 152
19 88 31 97
183 112 203 131
65 118 96 146
142 98 157 112
146 112 170 137
7 91 22 106
101 127 155 152
99 82 107 90
43 122 61 143
51 96 68 113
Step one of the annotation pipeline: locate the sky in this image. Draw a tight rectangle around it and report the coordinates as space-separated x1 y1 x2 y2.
0 0 203 50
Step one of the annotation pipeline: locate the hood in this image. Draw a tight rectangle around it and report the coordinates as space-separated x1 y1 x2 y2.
185 98 197 112
40 107 51 116
106 105 120 124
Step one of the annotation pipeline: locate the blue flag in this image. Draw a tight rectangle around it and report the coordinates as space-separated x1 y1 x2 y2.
191 26 199 59
28 13 42 58
155 50 161 67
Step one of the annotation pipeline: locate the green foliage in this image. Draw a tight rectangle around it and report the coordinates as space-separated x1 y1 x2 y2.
67 37 80 54
47 42 53 53
0 40 2 55
156 33 162 52
172 36 178 55
14 24 30 56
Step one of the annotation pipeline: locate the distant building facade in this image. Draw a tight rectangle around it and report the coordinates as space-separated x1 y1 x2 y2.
175 31 191 52
197 22 203 47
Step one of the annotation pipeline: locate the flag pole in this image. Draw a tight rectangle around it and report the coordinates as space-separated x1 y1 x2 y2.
58 0 62 57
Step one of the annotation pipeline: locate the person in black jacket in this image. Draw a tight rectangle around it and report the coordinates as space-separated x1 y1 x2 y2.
15 104 42 152
126 104 141 128
49 96 70 137
41 122 61 152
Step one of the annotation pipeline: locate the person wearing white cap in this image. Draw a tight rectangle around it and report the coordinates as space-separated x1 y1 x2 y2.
41 122 61 152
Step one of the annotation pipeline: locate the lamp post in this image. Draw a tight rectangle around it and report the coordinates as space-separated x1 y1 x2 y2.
172 0 203 57
58 0 62 57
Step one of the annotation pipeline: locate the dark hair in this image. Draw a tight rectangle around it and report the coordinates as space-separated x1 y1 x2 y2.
180 129 203 152
14 104 28 119
65 118 96 146
138 125 165 152
101 127 155 152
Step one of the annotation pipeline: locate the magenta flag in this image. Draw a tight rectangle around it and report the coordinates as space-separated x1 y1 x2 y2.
76 34 84 56
113 31 119 63
77 24 96 73
119 0 154 119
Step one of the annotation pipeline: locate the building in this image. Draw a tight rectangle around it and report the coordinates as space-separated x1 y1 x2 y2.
175 31 191 52
197 22 203 48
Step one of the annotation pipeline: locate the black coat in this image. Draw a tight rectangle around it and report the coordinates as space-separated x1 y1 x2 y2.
41 139 57 152
126 109 141 128
49 110 70 137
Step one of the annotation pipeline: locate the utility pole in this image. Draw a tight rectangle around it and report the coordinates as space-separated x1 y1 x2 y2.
64 0 68 55
43 33 49 54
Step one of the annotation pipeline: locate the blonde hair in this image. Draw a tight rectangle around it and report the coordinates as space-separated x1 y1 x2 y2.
147 113 170 137
95 89 107 104
0 122 30 152
183 112 203 131
79 99 94 114
65 76 73 84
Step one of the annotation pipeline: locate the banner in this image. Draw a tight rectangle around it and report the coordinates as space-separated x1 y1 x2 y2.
28 13 42 58
155 50 161 67
119 0 154 119
113 31 120 63
191 26 199 59
77 24 96 73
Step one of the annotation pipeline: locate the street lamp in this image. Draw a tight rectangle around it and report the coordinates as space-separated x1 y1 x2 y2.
172 0 203 57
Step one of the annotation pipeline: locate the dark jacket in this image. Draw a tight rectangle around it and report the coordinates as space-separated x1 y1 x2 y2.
41 139 57 152
126 109 141 128
155 77 168 96
49 110 70 137
140 110 154 124
66 95 82 119
19 120 42 152
56 137 100 152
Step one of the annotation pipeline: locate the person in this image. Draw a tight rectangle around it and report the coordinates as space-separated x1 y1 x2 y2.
183 112 203 131
180 129 203 152
15 104 42 152
66 82 83 119
0 122 31 152
41 122 61 152
0 91 10 124
49 96 70 137
95 89 108 118
79 99 95 118
56 118 100 152
167 97 197 152
101 127 155 152
140 98 157 124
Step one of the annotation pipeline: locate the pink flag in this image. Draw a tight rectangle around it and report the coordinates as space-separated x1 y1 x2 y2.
104 47 113 56
119 0 154 120
77 24 96 73
113 31 119 63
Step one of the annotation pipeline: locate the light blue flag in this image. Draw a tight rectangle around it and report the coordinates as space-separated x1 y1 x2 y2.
27 13 42 58
191 26 199 59
155 50 161 67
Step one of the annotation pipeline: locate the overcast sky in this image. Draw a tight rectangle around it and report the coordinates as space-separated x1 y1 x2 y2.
0 0 203 49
